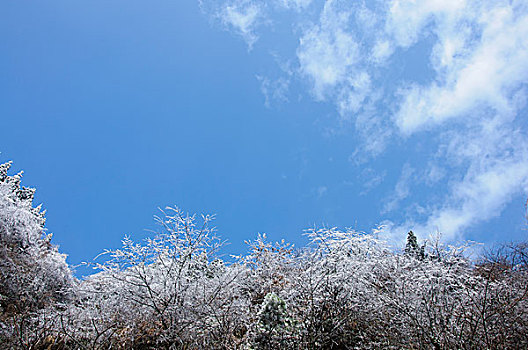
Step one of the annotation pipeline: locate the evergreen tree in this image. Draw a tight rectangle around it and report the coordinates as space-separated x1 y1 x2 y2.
405 230 425 260
252 292 294 349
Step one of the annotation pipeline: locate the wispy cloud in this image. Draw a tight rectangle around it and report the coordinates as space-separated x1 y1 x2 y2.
297 4 358 99
200 0 266 49
425 120 528 240
201 0 528 242
394 1 528 134
276 0 313 11
314 185 328 199
359 168 386 195
296 1 373 117
424 162 445 185
257 75 289 107
385 0 528 240
383 163 414 214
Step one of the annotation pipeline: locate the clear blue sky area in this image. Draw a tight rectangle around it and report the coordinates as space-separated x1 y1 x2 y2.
2 1 527 276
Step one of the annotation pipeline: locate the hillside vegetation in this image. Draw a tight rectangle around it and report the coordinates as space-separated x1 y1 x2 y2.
1 162 527 349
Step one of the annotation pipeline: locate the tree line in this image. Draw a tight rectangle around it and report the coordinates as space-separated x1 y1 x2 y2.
1 161 527 349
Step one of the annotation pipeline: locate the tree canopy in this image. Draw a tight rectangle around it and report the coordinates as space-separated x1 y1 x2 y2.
1 161 527 349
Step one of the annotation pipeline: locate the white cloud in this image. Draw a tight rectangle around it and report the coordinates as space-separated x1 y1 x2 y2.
297 2 361 100
355 3 380 30
337 72 371 115
276 0 312 11
380 0 528 240
426 119 528 239
371 40 393 64
386 0 469 49
201 0 313 49
200 0 266 49
425 162 445 185
202 0 528 243
423 155 528 241
394 1 528 134
383 121 528 243
224 2 263 48
432 168 526 234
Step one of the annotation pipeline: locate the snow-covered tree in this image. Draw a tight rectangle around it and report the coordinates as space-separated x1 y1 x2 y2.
1 160 527 348
60 207 251 349
0 161 73 348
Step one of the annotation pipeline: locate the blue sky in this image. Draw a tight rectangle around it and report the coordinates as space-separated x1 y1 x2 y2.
1 0 527 273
